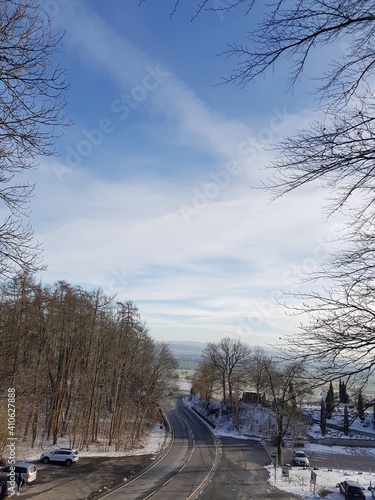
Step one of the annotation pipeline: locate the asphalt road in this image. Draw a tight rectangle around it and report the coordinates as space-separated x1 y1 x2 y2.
200 436 300 500
20 455 155 500
18 395 375 499
20 395 218 500
101 395 219 499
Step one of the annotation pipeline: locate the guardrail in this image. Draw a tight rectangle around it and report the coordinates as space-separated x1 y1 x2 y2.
191 407 216 429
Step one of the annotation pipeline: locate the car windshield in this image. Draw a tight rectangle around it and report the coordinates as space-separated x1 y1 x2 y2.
295 452 305 457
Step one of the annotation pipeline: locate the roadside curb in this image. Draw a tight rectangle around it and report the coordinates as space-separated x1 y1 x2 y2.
95 407 173 499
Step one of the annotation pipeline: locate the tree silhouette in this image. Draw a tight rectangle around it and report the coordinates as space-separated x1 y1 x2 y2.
0 0 69 278
343 405 349 435
320 399 327 436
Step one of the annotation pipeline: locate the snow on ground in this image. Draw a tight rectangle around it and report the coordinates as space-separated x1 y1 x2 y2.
267 464 375 499
306 403 375 441
177 380 192 392
11 389 375 499
184 396 375 499
15 424 166 463
14 386 191 464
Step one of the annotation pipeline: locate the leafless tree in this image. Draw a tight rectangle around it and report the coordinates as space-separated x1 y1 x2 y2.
246 347 273 405
191 358 221 406
263 361 310 466
161 1 375 216
0 0 69 278
203 337 250 404
0 277 178 453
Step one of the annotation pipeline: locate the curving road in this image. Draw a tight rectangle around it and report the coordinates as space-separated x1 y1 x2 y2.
102 395 220 499
20 396 302 499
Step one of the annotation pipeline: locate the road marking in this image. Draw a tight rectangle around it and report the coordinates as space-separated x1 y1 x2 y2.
143 490 156 499
162 476 175 486
99 398 217 500
99 410 174 498
185 406 222 500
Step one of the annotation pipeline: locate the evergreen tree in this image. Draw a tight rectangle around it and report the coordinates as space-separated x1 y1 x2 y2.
329 381 335 411
357 390 365 422
339 379 349 404
343 405 349 435
320 399 327 436
325 383 334 419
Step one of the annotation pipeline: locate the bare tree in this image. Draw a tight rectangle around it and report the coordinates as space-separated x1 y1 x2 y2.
191 358 221 406
282 263 375 387
0 277 178 453
0 0 69 277
203 337 250 404
263 361 310 466
161 2 375 218
246 347 273 405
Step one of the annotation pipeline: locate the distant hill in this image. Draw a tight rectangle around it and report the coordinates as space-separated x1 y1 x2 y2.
162 340 282 358
162 340 205 371
163 340 206 356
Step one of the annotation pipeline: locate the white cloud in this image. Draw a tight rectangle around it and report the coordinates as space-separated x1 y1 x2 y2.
16 2 343 345
27 154 342 344
56 2 293 169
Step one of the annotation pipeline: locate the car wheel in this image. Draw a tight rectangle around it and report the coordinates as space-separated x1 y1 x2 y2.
65 459 72 466
42 457 49 464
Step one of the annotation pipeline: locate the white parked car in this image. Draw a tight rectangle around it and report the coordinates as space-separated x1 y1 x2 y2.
292 450 310 467
40 448 79 466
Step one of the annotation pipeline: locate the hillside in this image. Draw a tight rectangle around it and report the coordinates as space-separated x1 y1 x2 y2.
162 340 205 371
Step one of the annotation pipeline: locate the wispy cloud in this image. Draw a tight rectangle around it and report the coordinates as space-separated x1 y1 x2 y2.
23 2 342 345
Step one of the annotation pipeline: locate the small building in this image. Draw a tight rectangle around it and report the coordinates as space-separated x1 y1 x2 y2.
242 391 258 404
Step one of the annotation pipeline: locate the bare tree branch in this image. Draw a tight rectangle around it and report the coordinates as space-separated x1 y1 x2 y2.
0 0 70 277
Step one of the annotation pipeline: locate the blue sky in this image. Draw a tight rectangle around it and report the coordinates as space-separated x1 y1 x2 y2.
24 0 344 345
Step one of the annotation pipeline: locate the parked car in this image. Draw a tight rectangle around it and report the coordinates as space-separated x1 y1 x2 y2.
40 448 79 466
292 450 310 467
293 437 305 447
0 461 37 484
0 479 13 498
338 480 366 499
